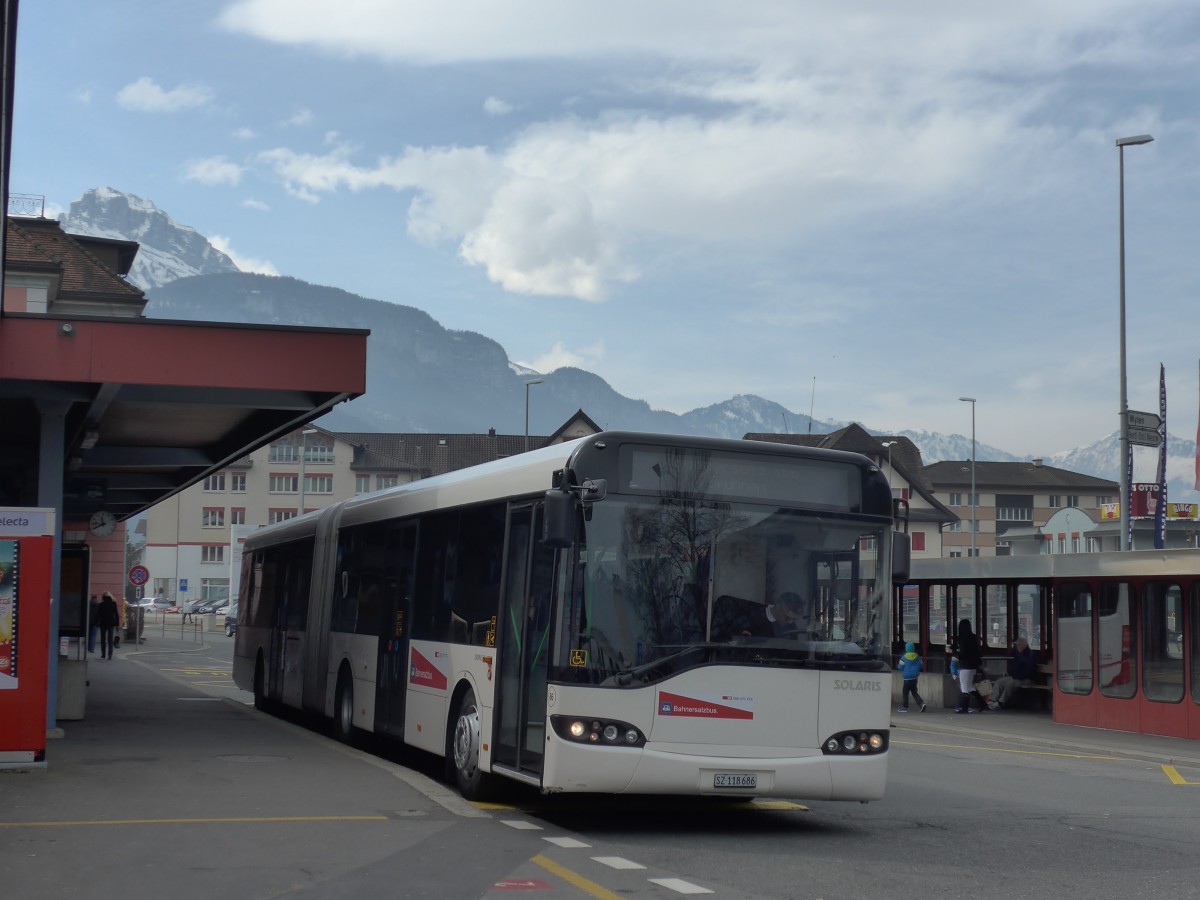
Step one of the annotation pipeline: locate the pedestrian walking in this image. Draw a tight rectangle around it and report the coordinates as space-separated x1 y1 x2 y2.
97 591 120 660
895 641 926 712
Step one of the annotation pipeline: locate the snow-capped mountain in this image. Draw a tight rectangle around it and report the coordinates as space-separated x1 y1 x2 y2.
58 187 240 290
1050 432 1199 505
58 187 1199 504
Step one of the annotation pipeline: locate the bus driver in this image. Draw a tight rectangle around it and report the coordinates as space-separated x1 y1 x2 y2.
740 591 807 637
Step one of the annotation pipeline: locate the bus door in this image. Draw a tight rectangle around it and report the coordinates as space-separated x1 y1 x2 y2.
376 523 417 738
493 504 556 776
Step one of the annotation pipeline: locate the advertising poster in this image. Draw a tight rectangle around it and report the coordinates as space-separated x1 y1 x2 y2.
0 540 18 689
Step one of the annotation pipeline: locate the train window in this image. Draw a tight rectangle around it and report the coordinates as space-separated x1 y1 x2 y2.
1142 582 1184 703
1056 581 1093 695
985 585 1008 649
1098 582 1136 700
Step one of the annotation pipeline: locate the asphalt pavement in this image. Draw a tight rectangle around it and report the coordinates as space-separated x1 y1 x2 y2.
4 633 1200 898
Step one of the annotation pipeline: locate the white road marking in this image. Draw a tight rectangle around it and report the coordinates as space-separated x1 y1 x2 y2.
543 836 590 848
592 856 646 870
649 877 714 894
500 819 544 830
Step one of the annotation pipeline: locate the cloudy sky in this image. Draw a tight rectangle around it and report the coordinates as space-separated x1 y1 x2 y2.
12 1 1200 457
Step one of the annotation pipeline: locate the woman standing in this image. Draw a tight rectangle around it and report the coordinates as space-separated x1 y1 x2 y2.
97 591 121 660
952 618 986 713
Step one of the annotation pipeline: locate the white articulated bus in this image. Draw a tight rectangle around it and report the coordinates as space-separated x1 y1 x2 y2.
233 431 909 801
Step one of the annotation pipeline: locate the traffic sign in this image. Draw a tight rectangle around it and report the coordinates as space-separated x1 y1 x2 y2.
1127 410 1161 430
1128 426 1162 447
128 564 150 586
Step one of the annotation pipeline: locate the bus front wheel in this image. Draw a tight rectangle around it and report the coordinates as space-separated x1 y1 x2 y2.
451 689 491 800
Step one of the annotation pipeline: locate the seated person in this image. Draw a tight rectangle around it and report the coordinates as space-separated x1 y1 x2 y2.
736 591 807 638
988 637 1037 709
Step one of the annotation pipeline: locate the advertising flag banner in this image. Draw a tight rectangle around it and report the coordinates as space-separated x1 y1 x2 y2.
0 541 19 689
1195 360 1200 492
1154 364 1167 549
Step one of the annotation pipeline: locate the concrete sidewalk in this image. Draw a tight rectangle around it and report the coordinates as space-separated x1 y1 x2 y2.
888 703 1200 769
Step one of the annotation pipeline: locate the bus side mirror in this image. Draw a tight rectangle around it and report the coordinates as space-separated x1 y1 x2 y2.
543 489 578 548
891 532 911 585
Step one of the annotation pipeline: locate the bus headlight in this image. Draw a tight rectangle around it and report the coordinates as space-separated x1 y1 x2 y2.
821 730 889 755
551 715 646 748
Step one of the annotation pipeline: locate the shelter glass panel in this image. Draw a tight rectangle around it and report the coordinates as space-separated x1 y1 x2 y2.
985 585 1008 649
1016 584 1042 650
929 583 949 648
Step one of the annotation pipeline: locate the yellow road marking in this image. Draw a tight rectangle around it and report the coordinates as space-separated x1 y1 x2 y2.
1162 765 1200 785
749 799 809 811
893 739 1119 761
533 854 625 900
0 815 387 828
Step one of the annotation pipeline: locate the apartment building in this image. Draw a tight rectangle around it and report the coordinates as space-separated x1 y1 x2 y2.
923 458 1119 556
143 412 601 606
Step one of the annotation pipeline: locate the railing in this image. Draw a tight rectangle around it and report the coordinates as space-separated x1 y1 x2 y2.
8 194 46 217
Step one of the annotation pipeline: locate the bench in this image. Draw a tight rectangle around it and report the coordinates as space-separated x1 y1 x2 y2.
1013 663 1054 710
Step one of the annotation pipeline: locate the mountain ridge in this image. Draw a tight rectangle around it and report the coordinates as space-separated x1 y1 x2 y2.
56 186 1200 503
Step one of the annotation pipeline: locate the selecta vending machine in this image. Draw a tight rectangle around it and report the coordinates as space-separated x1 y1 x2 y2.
0 508 54 767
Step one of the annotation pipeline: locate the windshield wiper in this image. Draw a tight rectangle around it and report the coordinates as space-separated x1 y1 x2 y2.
607 642 728 686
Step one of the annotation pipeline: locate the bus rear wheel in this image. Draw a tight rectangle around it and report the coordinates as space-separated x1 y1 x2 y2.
333 670 354 743
253 657 267 711
451 689 491 800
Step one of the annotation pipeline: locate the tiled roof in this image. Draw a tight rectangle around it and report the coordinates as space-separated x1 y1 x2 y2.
334 431 552 478
6 217 145 304
924 460 1118 491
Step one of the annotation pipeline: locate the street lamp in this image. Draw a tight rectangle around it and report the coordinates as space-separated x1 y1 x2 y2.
524 379 543 452
1117 133 1154 551
880 440 898 491
959 397 976 556
297 427 318 516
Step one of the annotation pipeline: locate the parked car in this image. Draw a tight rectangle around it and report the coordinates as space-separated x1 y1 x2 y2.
152 598 174 611
224 602 238 637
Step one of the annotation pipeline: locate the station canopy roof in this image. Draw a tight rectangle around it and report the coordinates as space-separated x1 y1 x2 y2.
2 217 369 523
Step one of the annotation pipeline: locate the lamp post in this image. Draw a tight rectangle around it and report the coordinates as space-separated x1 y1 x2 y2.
880 440 897 491
959 397 976 556
1117 133 1154 551
297 427 318 516
524 379 543 452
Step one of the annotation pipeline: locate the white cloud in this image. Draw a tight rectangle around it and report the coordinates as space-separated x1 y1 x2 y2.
73 87 92 104
230 0 1195 313
284 107 314 126
116 77 213 113
209 235 279 276
183 156 244 186
484 96 513 116
233 127 256 140
218 0 1168 71
242 198 270 211
515 340 605 373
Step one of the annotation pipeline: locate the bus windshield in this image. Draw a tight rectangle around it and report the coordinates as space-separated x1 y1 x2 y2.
556 494 889 685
